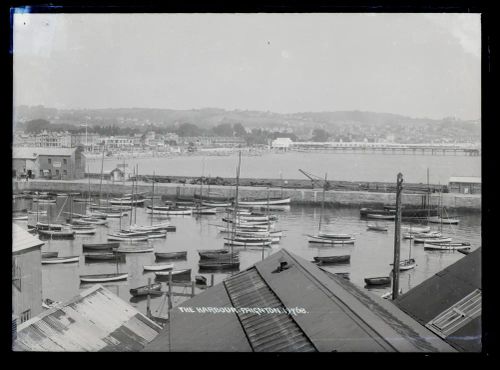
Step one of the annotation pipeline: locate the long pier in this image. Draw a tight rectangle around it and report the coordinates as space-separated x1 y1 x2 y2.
289 142 481 156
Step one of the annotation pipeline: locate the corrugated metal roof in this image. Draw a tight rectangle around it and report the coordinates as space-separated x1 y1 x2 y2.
394 247 481 352
13 147 77 159
12 223 44 253
224 268 316 352
13 285 162 352
449 176 481 184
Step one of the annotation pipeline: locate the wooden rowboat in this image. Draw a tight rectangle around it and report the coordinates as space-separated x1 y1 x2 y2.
317 232 353 239
198 261 240 270
423 242 471 250
129 283 162 297
80 273 128 283
42 256 79 264
155 251 187 260
84 253 125 261
390 258 417 271
143 263 174 271
366 214 395 220
38 229 75 239
154 268 192 277
199 252 239 260
42 251 58 258
115 246 155 253
73 228 97 235
427 216 460 225
107 235 149 242
82 242 120 251
307 235 355 244
313 255 350 264
364 276 391 286
367 224 389 232
414 237 452 244
238 197 291 206
12 215 29 220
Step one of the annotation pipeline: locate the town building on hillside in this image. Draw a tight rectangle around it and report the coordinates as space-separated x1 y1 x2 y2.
271 137 293 150
12 224 44 325
13 285 162 351
448 176 481 195
70 132 101 149
12 147 86 180
144 249 456 352
34 131 72 148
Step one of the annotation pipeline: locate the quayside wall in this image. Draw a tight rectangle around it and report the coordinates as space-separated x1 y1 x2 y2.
13 179 481 211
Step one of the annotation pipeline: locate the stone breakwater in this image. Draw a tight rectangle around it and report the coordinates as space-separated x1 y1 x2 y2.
13 179 481 211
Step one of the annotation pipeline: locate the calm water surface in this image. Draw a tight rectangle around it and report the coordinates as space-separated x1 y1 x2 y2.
87 152 481 184
13 196 481 318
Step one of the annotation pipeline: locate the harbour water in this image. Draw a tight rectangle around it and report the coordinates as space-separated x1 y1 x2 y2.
87 151 481 184
13 196 481 318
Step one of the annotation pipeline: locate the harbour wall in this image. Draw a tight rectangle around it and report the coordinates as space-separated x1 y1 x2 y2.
13 179 481 211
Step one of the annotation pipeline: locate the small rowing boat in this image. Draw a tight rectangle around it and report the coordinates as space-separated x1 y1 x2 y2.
107 234 149 242
80 273 128 283
198 261 240 270
364 276 391 286
427 216 460 224
317 232 353 239
42 256 79 264
414 237 452 244
367 224 388 232
238 197 291 206
82 242 120 251
366 214 395 220
390 258 417 271
115 246 155 253
155 268 192 277
423 242 471 250
307 235 355 244
155 251 187 260
313 255 350 264
129 283 162 297
143 263 174 271
42 251 58 258
38 229 75 239
12 215 28 220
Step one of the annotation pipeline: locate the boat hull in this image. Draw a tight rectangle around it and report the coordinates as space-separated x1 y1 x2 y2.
80 273 128 283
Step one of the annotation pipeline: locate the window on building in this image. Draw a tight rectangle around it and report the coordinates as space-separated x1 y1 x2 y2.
48 158 51 164
55 169 60 176
63 158 67 165
426 289 481 338
63 169 67 175
40 170 43 176
20 309 31 323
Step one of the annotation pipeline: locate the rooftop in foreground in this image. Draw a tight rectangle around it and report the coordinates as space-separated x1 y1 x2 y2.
144 249 456 352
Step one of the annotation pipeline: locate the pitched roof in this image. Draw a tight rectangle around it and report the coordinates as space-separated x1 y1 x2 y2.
144 249 455 352
13 147 77 159
13 285 162 352
394 247 481 352
12 223 44 253
449 176 481 184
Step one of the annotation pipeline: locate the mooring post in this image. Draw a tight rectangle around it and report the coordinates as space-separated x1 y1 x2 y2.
146 278 152 318
392 173 404 300
168 271 173 310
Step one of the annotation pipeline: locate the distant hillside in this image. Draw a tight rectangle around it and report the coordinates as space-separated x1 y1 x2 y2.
13 106 480 144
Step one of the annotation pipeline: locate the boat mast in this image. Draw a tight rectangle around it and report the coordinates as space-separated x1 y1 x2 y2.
134 164 139 224
231 151 242 263
151 171 155 226
98 143 106 207
427 168 430 222
319 173 327 232
129 166 135 227
392 173 404 300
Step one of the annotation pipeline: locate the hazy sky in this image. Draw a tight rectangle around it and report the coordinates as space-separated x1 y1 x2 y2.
13 13 481 119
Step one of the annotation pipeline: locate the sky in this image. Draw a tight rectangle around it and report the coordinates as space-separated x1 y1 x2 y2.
12 13 481 120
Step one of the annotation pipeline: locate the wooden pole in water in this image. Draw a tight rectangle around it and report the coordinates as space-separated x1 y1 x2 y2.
168 271 173 309
392 173 404 300
151 171 155 226
146 277 152 318
211 274 214 286
134 164 138 224
191 281 195 297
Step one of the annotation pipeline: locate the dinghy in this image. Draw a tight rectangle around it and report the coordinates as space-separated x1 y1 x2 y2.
155 251 187 260
313 255 350 264
82 242 120 251
38 229 75 239
154 268 192 277
367 224 388 232
238 197 291 206
84 253 125 261
427 216 460 224
129 283 162 297
423 242 471 250
80 273 128 283
115 246 155 253
364 276 391 286
366 214 395 220
107 234 149 242
390 258 417 271
198 261 240 270
143 263 174 271
307 235 355 244
42 256 80 264
42 251 58 258
413 237 452 244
